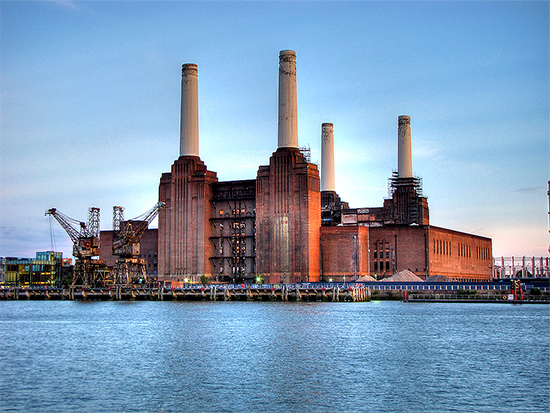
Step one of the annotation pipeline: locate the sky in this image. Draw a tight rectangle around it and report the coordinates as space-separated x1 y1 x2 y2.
1 0 548 260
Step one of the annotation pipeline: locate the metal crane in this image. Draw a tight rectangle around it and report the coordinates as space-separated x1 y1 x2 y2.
111 202 165 285
45 207 106 286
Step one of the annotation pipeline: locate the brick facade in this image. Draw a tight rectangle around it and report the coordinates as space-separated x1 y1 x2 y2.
158 156 218 282
320 225 369 282
369 225 429 279
369 225 492 281
428 226 492 281
256 148 321 284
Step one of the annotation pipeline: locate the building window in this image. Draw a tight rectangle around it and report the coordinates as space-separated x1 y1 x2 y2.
219 210 224 216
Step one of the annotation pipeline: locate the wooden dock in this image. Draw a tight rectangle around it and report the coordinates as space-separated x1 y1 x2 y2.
0 285 372 302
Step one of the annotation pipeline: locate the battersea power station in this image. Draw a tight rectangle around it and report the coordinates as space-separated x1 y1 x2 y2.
103 50 493 285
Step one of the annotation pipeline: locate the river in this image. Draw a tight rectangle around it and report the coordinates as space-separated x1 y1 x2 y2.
0 301 548 412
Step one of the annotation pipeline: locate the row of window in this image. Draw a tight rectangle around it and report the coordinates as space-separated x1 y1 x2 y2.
372 242 392 273
218 265 248 274
432 240 485 260
219 209 250 216
458 243 471 258
476 246 490 260
373 251 391 259
433 240 451 255
373 262 391 271
218 222 248 230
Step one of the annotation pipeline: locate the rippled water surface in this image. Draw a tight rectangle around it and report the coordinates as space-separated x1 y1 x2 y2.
0 301 549 412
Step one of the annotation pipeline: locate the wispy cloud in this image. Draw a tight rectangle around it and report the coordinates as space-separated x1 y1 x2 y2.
513 186 545 193
46 0 78 10
413 146 442 160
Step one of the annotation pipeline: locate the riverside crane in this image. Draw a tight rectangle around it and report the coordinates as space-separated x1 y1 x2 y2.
45 207 106 286
111 202 165 285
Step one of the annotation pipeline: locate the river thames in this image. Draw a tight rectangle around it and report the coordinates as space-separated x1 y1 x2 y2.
0 301 548 412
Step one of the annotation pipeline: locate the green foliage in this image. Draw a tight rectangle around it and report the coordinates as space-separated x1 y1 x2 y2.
200 275 210 285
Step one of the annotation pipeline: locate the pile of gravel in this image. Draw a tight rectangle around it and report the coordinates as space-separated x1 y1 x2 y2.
383 270 424 282
357 275 377 282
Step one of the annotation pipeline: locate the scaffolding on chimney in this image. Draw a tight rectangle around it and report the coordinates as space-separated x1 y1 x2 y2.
385 171 425 225
388 171 423 198
299 144 311 163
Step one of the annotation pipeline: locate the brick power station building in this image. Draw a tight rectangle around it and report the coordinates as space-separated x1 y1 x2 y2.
102 50 493 284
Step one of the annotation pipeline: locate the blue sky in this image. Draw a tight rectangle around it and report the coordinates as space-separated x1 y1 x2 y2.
1 0 548 260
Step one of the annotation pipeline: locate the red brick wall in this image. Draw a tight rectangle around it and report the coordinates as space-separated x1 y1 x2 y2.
428 226 492 281
369 225 428 279
256 148 321 284
368 225 492 280
139 229 158 276
321 225 369 282
157 156 218 282
99 231 115 267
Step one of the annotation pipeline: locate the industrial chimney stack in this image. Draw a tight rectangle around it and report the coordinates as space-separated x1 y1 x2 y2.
321 123 335 192
179 63 199 157
278 50 299 149
397 115 412 178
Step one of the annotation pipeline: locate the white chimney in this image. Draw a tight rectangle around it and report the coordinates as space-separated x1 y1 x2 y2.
398 115 412 178
277 50 298 149
179 63 199 157
321 123 335 192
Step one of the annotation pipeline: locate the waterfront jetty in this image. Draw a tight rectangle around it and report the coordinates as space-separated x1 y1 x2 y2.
0 284 371 302
2 280 548 303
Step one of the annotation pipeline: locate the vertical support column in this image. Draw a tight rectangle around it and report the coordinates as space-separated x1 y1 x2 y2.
278 50 298 149
398 115 412 178
180 64 199 157
321 123 335 192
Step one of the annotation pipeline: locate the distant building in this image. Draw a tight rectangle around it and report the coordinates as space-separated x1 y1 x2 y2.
493 257 550 279
1 252 64 286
